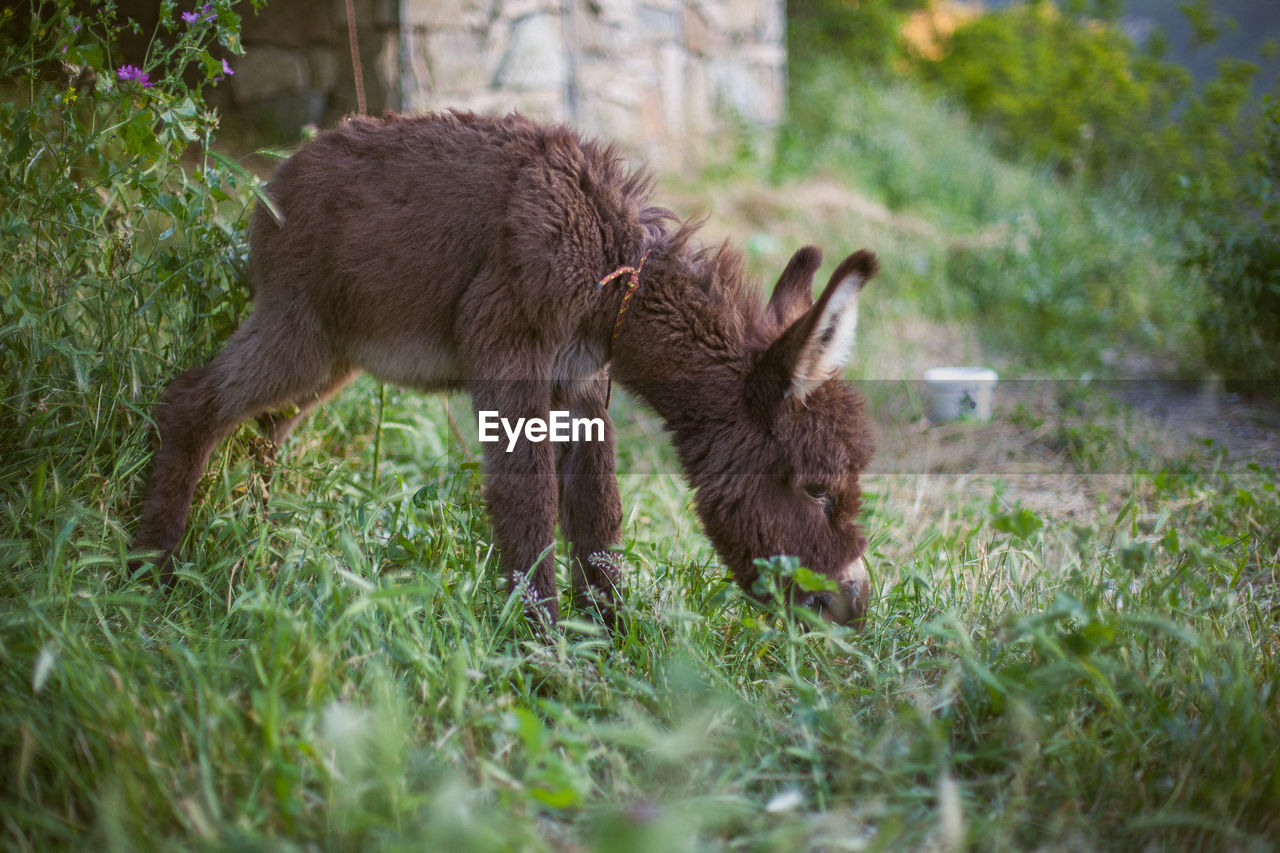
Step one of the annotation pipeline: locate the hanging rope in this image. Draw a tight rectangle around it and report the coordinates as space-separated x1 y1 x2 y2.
343 0 367 115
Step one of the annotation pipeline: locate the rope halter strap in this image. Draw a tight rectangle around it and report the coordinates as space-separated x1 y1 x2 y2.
597 249 652 347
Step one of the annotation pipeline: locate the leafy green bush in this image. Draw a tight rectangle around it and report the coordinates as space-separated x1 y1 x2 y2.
787 0 928 79
0 1 262 517
916 0 1257 204
918 2 1179 185
773 59 1197 371
944 185 1193 367
785 1 1271 376
1187 97 1280 382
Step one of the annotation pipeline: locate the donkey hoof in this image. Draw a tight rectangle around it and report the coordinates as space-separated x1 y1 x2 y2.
127 550 178 589
572 587 619 631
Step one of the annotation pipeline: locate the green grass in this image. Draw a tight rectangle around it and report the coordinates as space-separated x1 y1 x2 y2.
5 381 1278 850
4 68 1279 849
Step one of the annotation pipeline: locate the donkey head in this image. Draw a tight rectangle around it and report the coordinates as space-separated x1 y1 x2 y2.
678 247 877 627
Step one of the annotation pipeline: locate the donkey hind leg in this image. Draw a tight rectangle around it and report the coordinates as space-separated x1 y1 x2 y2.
554 377 623 626
134 315 342 577
256 361 356 446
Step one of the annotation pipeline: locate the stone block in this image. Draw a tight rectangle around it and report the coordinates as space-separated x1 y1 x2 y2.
707 58 757 120
403 30 434 95
374 0 399 27
402 76 432 113
683 6 711 55
740 42 785 69
693 0 728 37
682 56 711 135
636 4 679 40
413 88 567 121
577 58 646 108
509 89 568 120
402 0 492 30
242 0 333 48
501 0 564 21
657 42 684 137
376 32 402 108
495 14 568 91
707 55 782 124
425 29 492 93
576 91 643 146
307 47 339 91
759 0 784 43
581 0 632 27
634 84 667 151
231 47 309 103
726 0 769 36
239 90 328 135
695 0 766 38
572 8 632 55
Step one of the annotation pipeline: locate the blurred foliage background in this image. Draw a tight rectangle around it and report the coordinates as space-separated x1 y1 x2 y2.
786 0 1279 383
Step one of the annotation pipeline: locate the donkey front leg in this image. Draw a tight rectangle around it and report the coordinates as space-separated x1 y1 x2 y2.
470 381 561 628
555 377 623 625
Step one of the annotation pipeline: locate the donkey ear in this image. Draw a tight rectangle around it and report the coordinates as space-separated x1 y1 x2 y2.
784 250 878 400
748 250 878 409
765 246 823 331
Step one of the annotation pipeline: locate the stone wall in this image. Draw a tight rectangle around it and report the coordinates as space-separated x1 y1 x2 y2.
219 0 784 163
212 0 402 135
400 0 785 163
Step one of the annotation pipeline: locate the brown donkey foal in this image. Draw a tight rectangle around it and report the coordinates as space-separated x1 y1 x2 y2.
135 110 877 627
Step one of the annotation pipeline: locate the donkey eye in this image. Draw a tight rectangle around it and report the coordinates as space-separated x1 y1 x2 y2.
803 483 828 501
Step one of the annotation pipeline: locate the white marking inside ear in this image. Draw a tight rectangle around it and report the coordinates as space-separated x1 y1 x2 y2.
788 274 862 399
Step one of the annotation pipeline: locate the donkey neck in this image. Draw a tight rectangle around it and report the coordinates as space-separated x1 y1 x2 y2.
608 250 753 432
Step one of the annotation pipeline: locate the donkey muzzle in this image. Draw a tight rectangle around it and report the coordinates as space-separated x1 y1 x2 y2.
801 558 870 628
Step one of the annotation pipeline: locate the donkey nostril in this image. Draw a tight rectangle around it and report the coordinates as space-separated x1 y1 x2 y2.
841 578 869 627
801 592 832 615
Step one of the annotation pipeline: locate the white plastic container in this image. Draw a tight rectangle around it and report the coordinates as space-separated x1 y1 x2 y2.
923 367 998 422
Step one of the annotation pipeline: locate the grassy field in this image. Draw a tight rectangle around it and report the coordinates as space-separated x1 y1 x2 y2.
3 67 1279 850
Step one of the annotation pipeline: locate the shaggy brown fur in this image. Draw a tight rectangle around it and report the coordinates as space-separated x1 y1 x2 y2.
135 110 877 627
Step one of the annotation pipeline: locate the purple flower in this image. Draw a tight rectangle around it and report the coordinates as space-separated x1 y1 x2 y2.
116 65 152 88
221 57 234 76
183 4 215 24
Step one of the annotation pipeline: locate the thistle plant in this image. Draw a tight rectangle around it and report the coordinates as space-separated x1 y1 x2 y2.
1 1 265 501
